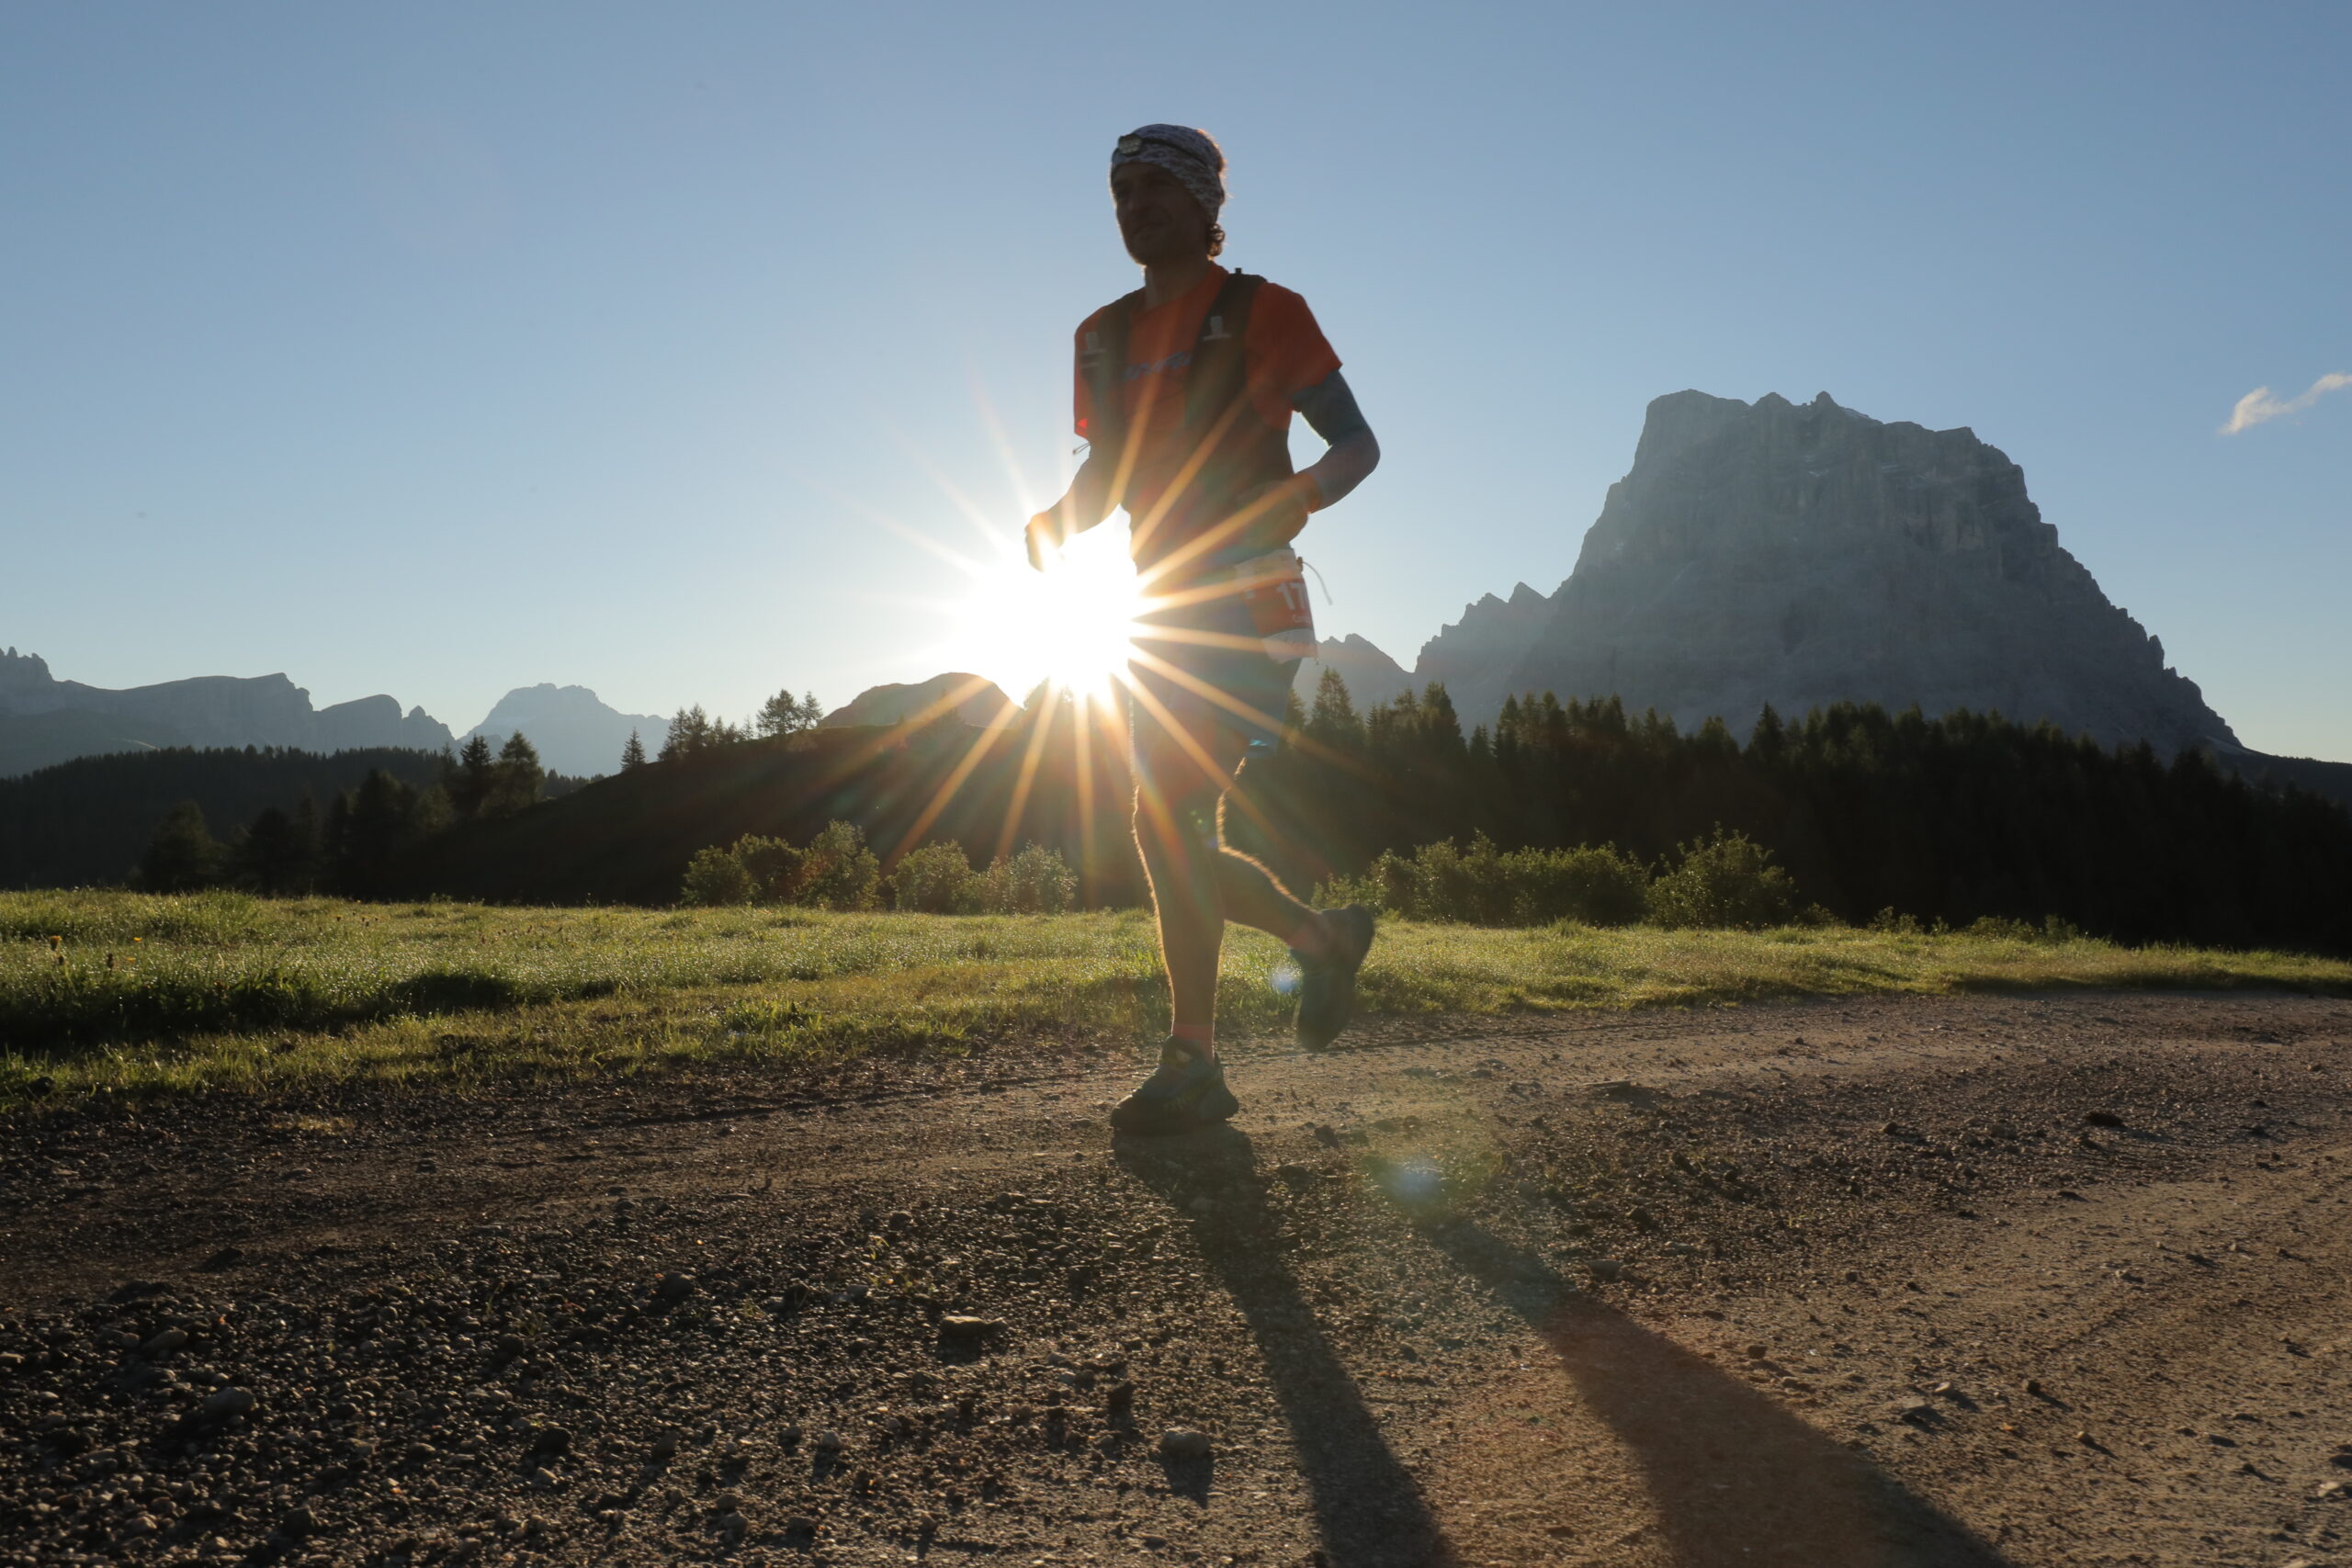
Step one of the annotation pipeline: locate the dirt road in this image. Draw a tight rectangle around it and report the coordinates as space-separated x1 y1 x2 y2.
5 989 2350 1566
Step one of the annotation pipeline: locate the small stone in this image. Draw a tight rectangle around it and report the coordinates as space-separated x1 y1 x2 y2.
279 1506 316 1538
653 1273 695 1304
530 1466 559 1491
650 1430 680 1461
404 1441 436 1461
815 1429 844 1453
1588 1258 1624 1282
2021 1378 2043 1396
1744 1344 1769 1359
716 1510 748 1544
1159 1427 1212 1461
1105 1381 1135 1416
2081 1111 2125 1128
939 1315 1003 1344
202 1386 257 1418
141 1328 190 1358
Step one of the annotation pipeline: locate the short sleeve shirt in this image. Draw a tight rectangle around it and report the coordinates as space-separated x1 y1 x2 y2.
1072 265 1340 536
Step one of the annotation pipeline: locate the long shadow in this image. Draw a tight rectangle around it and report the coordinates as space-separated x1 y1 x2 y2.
1411 1213 2015 1568
1115 1126 1455 1568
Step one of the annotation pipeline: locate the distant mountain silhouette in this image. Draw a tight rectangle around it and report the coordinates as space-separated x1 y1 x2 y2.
0 647 450 777
822 673 1018 730
463 684 666 778
1290 635 1413 710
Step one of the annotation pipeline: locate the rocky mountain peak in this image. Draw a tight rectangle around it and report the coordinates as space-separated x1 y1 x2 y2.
1507 390 2238 754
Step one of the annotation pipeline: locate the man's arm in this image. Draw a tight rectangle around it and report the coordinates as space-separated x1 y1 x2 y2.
1292 369 1380 511
1227 370 1381 554
1025 451 1116 569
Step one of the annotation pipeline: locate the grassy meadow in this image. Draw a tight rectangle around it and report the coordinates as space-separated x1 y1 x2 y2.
5 889 2349 1104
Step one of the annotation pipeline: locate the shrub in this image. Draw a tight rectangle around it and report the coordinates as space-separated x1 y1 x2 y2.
888 841 978 913
680 845 756 907
1965 913 2089 944
798 820 880 911
1646 829 1801 930
974 843 1080 914
731 835 806 905
1341 834 1649 926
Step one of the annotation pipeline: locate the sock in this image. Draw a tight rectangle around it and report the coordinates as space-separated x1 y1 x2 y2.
1171 1021 1216 1059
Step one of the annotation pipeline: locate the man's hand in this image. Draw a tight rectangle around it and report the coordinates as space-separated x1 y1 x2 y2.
1231 477 1317 556
1024 512 1061 572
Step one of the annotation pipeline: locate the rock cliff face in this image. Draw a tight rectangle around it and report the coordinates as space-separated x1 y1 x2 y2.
0 648 452 776
465 684 667 778
1292 634 1413 710
1412 583 1557 728
1502 391 2239 753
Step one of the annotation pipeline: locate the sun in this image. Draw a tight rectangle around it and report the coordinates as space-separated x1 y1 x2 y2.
949 525 1146 703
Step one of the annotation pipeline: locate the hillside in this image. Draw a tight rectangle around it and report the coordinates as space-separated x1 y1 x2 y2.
0 747 448 888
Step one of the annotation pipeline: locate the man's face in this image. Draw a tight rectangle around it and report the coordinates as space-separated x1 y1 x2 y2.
1113 162 1210 267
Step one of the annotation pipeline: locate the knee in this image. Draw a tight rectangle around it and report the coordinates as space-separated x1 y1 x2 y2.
1133 786 1218 875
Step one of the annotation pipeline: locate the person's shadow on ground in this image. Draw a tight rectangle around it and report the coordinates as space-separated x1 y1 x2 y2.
1407 1210 2016 1568
1117 1125 2017 1568
1115 1124 1457 1568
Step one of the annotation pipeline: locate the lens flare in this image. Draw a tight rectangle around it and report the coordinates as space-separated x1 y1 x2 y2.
951 525 1145 703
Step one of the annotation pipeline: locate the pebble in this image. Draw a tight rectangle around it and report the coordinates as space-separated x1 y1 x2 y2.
716 1510 748 1543
1588 1258 1624 1282
201 1387 257 1418
140 1328 190 1358
1159 1428 1212 1461
939 1315 1003 1343
815 1429 845 1453
650 1430 680 1461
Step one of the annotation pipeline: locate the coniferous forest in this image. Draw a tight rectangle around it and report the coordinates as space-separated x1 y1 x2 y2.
3 673 2346 954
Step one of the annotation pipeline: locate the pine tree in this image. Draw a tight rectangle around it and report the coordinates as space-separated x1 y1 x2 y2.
487 732 546 816
620 729 648 769
755 688 824 738
450 734 497 818
660 705 715 761
139 801 224 891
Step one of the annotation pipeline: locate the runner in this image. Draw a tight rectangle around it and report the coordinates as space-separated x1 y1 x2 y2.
1023 123 1383 1135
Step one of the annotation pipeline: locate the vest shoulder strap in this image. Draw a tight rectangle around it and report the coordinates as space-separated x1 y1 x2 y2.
1184 271 1264 431
1080 290 1144 451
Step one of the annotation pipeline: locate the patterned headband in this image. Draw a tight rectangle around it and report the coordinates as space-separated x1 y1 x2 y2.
1111 123 1226 220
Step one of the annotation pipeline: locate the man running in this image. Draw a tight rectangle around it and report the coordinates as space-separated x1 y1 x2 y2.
1024 123 1381 1135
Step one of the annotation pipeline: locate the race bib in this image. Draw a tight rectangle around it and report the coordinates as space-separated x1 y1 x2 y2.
1232 548 1317 663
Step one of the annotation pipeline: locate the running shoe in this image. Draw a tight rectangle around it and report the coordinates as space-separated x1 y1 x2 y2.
1108 1037 1240 1135
1292 905 1375 1051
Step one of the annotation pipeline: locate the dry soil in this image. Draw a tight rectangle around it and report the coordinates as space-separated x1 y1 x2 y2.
5 989 2351 1567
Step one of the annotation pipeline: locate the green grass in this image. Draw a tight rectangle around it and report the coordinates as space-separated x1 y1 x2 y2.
5 889 2347 1104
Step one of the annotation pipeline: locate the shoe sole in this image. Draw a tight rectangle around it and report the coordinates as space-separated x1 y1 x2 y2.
1297 906 1376 1052
1108 1078 1240 1135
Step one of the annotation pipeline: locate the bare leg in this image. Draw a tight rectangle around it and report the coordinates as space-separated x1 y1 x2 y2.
1132 728 1322 1051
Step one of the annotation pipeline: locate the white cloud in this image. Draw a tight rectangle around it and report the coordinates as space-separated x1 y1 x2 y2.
2219 371 2352 435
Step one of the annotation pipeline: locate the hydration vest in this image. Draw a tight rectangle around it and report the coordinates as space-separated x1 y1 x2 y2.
1078 271 1295 580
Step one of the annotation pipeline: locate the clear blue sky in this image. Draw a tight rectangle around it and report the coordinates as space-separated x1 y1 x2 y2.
5 3 2346 758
